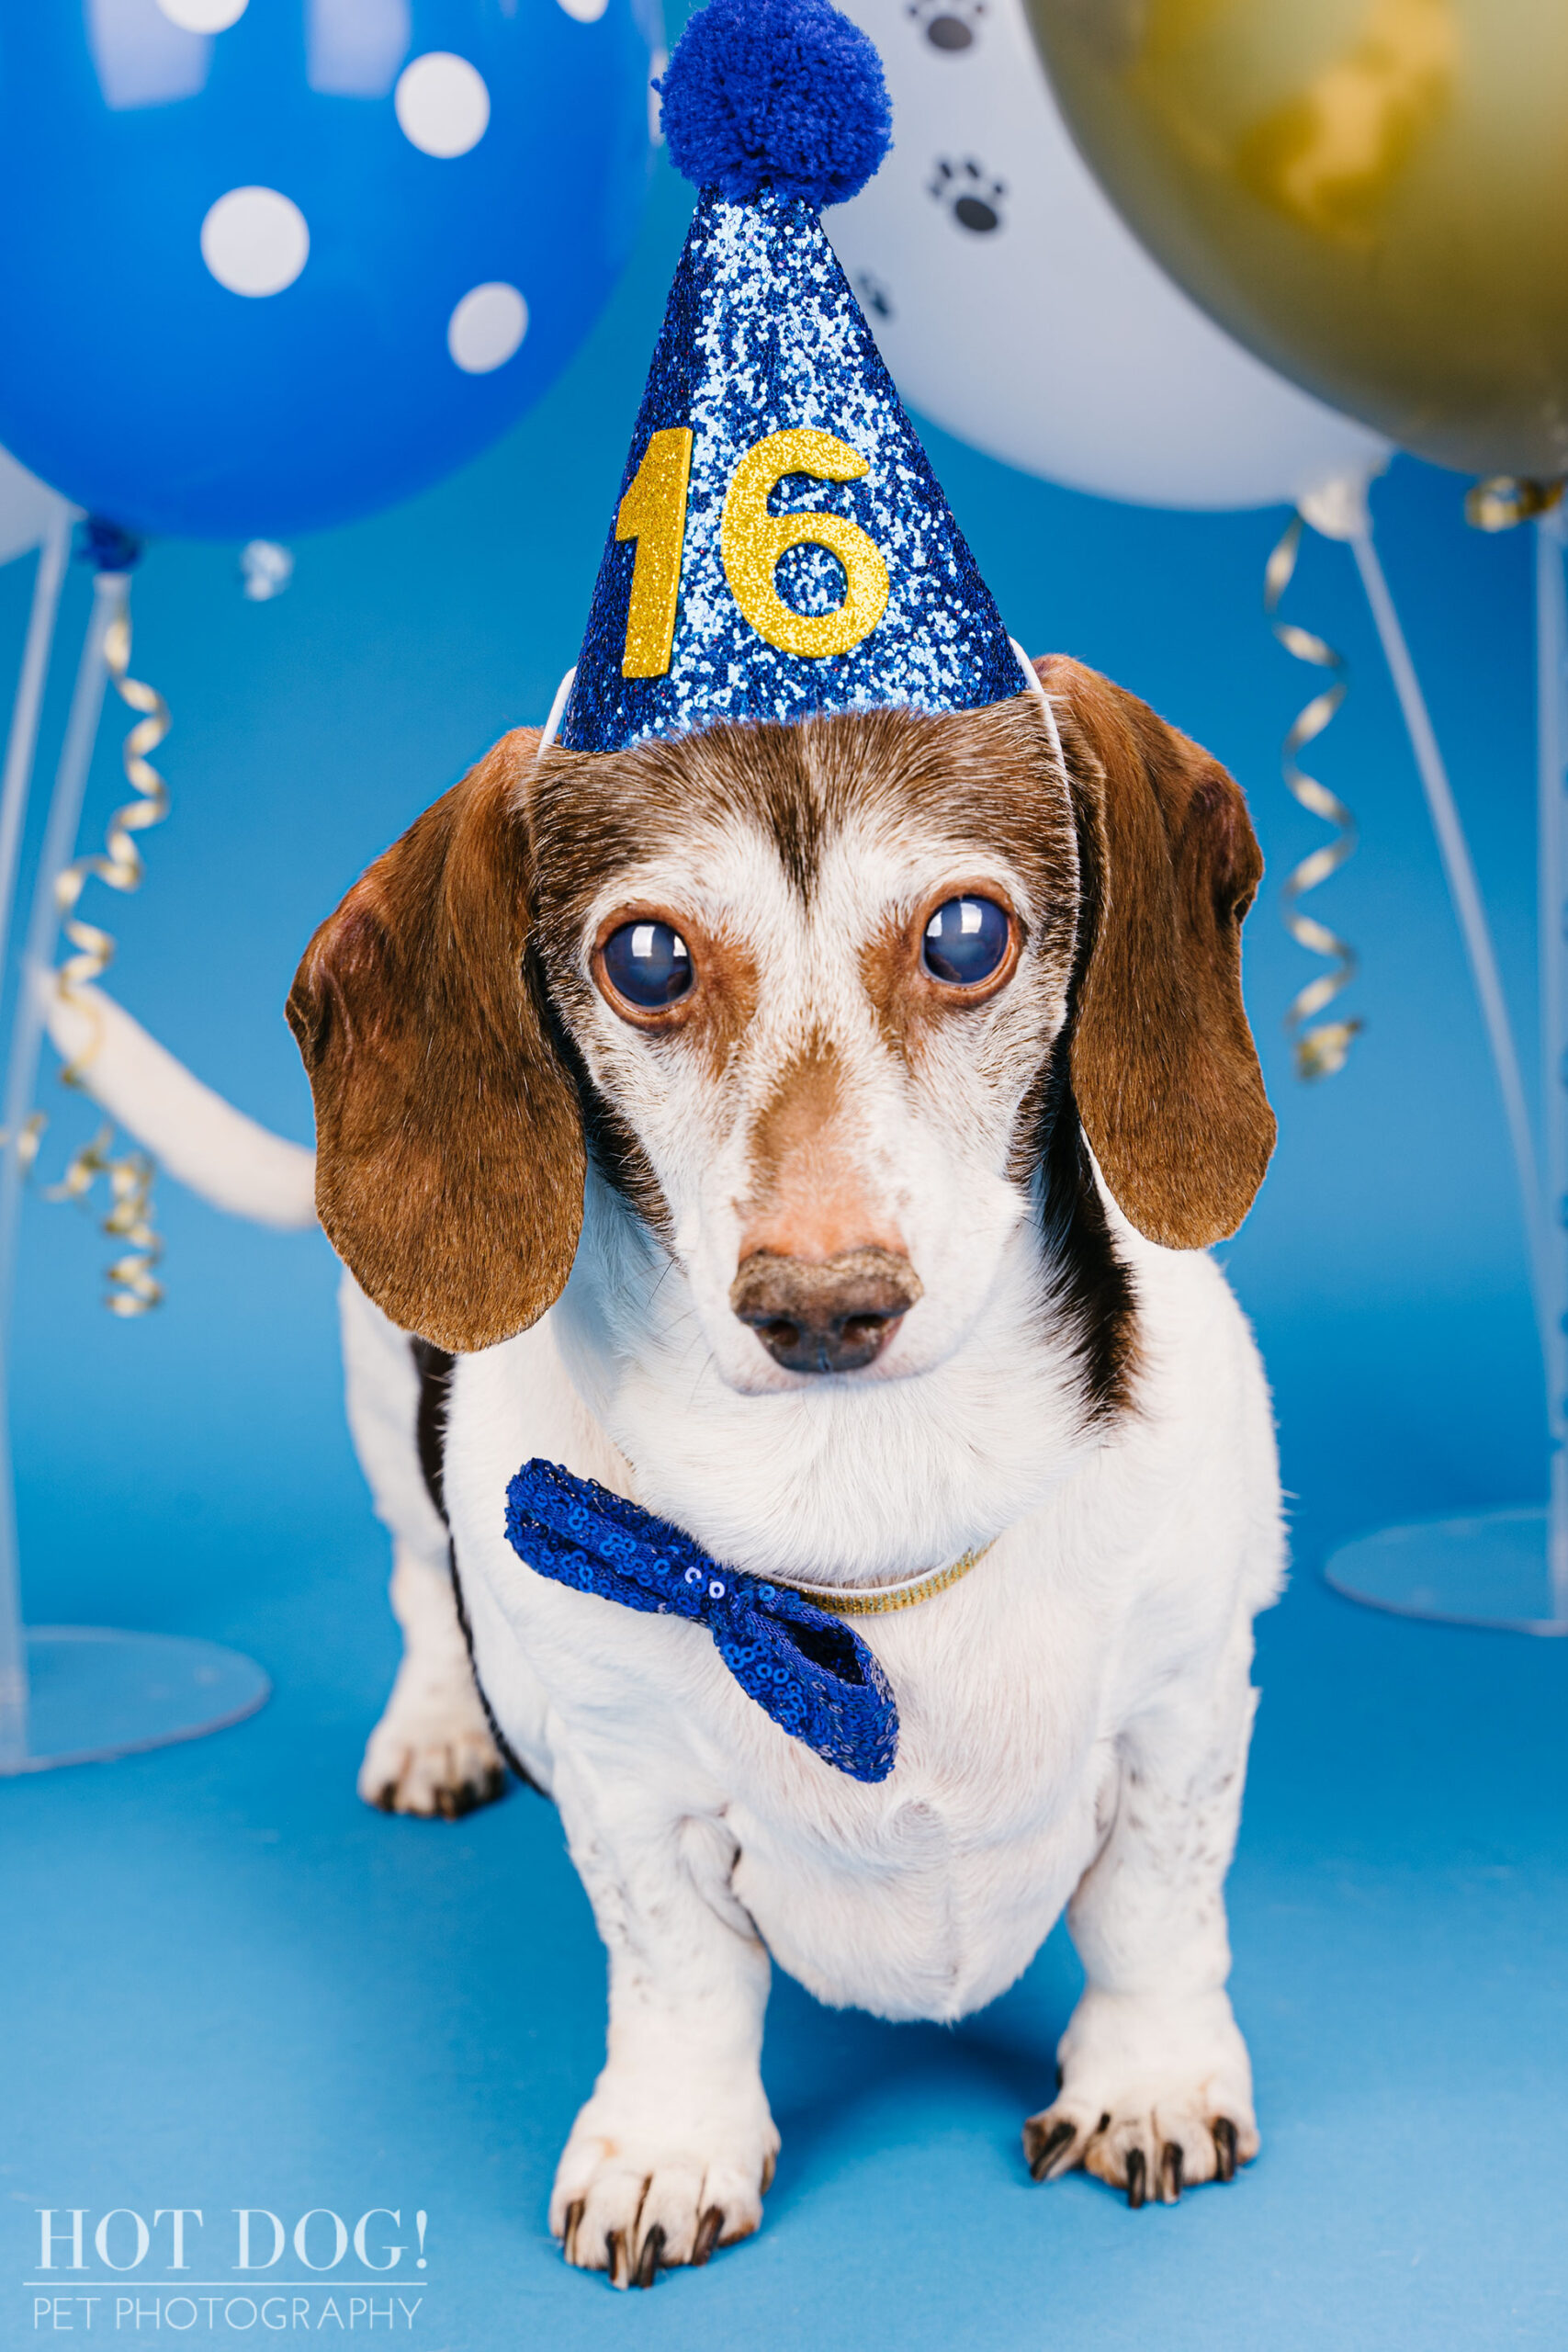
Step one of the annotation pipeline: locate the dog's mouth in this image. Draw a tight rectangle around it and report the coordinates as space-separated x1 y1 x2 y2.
728 1247 923 1377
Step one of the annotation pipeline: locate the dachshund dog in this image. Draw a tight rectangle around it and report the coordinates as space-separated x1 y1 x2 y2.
50 654 1280 2281
279 653 1282 2285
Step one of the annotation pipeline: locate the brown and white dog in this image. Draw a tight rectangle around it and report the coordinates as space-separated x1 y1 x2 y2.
52 655 1283 2285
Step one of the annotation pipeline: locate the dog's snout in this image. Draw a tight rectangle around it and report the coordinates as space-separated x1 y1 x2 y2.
728 1247 923 1375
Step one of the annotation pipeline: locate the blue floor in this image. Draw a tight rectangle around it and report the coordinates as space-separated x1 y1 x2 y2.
6 1403 1566 2349
4 141 1565 2352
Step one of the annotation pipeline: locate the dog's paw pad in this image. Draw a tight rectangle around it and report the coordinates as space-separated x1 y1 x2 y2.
927 154 1006 232
908 0 987 53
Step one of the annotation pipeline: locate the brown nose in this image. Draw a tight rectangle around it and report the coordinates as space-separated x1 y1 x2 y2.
729 1247 923 1375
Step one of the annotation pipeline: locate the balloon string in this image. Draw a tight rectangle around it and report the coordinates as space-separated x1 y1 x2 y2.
1266 513 1361 1080
43 582 169 1313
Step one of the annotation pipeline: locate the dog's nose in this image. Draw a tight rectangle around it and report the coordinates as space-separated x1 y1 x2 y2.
729 1247 923 1375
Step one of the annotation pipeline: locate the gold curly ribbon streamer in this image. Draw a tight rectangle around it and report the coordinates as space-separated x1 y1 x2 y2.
1464 476 1564 534
44 1122 163 1316
43 585 170 1313
53 595 170 1074
1266 514 1361 1080
0 1109 47 1174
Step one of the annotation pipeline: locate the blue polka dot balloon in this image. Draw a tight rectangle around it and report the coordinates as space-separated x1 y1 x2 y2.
0 0 660 538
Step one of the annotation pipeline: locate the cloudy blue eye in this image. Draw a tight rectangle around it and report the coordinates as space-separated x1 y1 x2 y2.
602 918 693 1009
922 897 1010 988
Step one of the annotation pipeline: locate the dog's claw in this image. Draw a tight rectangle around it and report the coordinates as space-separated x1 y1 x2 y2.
1023 2116 1077 2182
692 2207 725 2267
633 2225 664 2289
561 2200 584 2267
607 2230 630 2290
1022 2092 1247 2210
433 1765 506 1820
1213 2117 1237 2183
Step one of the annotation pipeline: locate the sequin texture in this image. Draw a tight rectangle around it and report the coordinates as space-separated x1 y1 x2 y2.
560 186 1021 752
504 1458 899 1782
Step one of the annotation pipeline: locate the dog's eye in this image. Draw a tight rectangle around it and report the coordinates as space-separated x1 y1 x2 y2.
602 919 693 1009
922 897 1010 988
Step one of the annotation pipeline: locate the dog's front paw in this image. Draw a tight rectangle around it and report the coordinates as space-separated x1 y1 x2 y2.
549 2083 779 2289
1022 1987 1258 2207
357 1701 506 1819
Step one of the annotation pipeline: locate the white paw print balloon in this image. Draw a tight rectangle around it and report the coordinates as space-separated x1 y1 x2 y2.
827 0 1387 510
0 0 661 537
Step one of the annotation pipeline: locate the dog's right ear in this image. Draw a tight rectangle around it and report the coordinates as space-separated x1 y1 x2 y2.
287 728 586 1352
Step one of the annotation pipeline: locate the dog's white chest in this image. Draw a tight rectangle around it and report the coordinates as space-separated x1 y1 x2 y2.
728 1745 1111 2022
710 1559 1116 2019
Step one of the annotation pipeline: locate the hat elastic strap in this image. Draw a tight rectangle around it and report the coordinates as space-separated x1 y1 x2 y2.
1010 638 1066 772
538 666 577 758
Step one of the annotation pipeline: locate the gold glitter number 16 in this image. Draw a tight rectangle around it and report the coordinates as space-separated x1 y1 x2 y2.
617 427 694 679
721 428 890 660
618 425 892 677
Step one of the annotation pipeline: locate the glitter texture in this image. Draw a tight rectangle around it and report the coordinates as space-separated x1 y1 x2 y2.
559 185 1021 752
505 1457 899 1782
615 425 693 678
720 425 889 657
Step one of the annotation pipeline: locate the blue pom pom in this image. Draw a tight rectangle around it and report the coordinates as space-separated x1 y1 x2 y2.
659 0 892 210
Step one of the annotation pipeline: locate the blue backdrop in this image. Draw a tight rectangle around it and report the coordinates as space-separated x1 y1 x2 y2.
1 138 1562 2352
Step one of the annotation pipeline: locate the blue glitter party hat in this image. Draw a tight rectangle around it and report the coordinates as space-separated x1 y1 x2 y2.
558 0 1022 754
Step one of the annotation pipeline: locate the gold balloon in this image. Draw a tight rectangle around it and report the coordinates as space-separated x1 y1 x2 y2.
1023 0 1568 479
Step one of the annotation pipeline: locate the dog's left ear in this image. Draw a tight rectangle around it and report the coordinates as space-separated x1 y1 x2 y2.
1035 655 1276 1250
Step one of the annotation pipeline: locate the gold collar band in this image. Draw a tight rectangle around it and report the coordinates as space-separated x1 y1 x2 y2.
781 1542 994 1618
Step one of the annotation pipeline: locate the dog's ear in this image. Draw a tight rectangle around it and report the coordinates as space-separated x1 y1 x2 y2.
287 728 586 1351
1035 655 1275 1250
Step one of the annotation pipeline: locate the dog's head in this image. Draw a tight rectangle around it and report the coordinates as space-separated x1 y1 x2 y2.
288 659 1272 1402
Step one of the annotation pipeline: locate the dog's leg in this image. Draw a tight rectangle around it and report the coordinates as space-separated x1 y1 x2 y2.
548 1796 777 2288
1024 1620 1260 2206
339 1272 506 1817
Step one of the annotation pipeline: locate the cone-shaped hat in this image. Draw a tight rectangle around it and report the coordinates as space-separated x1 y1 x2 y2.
558 0 1022 754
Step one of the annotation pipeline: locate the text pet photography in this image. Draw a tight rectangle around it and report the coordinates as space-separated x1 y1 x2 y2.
25 2208 431 2333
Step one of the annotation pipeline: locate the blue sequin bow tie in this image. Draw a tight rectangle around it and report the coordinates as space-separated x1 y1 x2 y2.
503 1460 898 1784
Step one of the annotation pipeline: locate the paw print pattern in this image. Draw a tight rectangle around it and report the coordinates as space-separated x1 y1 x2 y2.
855 270 896 321
929 157 1007 234
907 0 987 51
